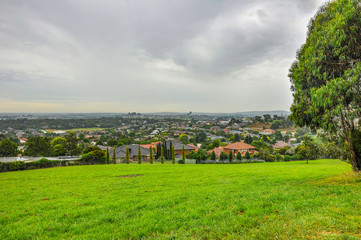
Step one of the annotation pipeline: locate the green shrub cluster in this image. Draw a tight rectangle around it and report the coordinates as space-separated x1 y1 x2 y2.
0 158 79 172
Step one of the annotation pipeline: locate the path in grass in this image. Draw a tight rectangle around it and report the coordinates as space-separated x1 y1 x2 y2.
0 160 360 239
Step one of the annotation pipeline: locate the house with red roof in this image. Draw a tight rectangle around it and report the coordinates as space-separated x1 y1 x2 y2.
207 141 258 158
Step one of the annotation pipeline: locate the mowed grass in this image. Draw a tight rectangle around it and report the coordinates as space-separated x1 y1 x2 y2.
47 128 106 133
1 160 361 239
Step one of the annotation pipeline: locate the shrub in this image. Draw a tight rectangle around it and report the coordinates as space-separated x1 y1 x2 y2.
267 154 276 162
284 155 291 162
83 146 102 154
80 150 106 164
275 153 283 162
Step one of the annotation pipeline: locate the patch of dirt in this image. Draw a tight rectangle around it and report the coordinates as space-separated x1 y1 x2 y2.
116 174 143 178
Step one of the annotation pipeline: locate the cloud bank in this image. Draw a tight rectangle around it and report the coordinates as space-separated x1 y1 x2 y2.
0 0 327 112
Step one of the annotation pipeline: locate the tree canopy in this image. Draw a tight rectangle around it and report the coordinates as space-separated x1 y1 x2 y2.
289 0 361 171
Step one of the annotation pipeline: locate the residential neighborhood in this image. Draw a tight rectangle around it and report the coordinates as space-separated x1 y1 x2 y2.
0 112 319 163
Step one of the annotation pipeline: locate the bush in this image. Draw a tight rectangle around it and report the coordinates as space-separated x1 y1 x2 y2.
275 153 283 162
83 146 102 154
0 158 80 172
80 150 106 164
267 154 276 162
178 159 185 164
284 155 291 162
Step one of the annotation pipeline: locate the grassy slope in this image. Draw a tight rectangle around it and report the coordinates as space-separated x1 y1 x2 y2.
0 160 360 239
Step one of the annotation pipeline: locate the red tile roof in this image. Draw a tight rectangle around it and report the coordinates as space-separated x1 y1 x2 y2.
206 147 224 156
224 141 256 150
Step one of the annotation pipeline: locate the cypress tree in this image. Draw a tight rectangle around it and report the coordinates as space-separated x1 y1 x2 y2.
163 141 168 160
220 151 226 161
106 144 110 164
112 147 116 164
156 143 161 160
126 146 130 164
169 142 173 160
149 146 153 164
236 151 242 160
182 144 185 163
172 146 175 164
228 150 233 162
211 151 216 160
245 150 251 159
138 145 142 164
160 146 165 164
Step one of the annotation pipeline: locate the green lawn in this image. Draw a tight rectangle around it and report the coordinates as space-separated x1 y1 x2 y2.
1 160 360 239
62 127 107 132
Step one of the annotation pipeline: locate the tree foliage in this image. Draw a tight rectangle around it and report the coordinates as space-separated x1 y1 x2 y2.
24 136 52 157
0 138 18 157
149 146 154 164
289 0 361 171
126 147 130 164
138 145 142 164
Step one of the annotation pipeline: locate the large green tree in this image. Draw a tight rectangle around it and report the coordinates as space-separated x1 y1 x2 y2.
24 136 52 157
289 0 361 171
0 138 18 157
65 132 80 156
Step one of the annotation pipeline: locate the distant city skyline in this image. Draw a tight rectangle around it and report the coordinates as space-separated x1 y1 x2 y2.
0 0 327 113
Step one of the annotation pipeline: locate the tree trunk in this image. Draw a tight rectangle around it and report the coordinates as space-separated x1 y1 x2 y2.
350 130 361 172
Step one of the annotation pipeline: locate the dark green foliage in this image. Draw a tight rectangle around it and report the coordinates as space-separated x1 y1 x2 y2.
244 135 253 144
182 144 185 161
211 151 216 160
219 151 227 161
106 145 110 164
160 146 165 164
80 150 106 164
112 147 116 164
228 150 233 162
83 146 102 154
0 138 18 157
187 149 207 163
289 0 361 171
0 134 6 141
275 153 283 162
95 140 103 146
149 146 153 164
52 144 66 156
24 136 52 157
138 145 142 164
65 132 80 156
172 146 175 164
245 151 251 160
234 134 240 142
126 147 130 164
107 139 118 147
0 158 79 172
236 151 242 160
284 155 291 162
195 131 207 143
155 143 161 160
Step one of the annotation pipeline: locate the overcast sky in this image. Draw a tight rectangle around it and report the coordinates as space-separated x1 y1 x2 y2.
0 0 327 113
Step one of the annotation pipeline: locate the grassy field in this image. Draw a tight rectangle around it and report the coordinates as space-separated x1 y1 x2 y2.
1 160 361 239
47 128 106 133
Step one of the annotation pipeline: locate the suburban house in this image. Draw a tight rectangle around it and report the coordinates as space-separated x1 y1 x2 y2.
273 141 289 149
260 129 276 135
99 144 150 162
207 141 258 158
140 141 196 156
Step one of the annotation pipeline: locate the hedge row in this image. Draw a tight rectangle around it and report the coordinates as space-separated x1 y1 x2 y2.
0 158 81 173
199 160 266 164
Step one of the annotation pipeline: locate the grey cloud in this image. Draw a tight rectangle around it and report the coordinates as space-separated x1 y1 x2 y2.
0 0 327 112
